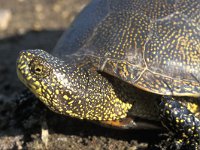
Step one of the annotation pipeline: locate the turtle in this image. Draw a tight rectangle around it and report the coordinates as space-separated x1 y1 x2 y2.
16 0 200 149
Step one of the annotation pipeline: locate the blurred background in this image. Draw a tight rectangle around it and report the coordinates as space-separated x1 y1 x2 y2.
0 0 90 96
0 0 161 149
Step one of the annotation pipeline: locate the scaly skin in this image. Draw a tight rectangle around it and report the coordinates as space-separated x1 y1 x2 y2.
160 97 200 149
17 49 132 121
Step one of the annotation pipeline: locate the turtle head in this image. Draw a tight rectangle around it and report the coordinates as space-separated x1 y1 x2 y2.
17 49 69 110
17 49 132 121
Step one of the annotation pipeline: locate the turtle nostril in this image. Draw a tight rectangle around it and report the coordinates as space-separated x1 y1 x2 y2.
35 68 41 72
19 50 26 56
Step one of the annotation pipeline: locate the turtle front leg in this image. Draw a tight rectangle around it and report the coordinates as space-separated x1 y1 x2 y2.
159 96 200 149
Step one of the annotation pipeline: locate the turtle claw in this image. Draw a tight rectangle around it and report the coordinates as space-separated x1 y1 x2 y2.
99 117 136 129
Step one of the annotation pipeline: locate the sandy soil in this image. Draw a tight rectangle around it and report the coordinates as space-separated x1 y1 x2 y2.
0 0 163 149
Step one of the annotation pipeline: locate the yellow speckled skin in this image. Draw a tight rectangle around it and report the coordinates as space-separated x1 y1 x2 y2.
17 0 200 148
17 50 132 121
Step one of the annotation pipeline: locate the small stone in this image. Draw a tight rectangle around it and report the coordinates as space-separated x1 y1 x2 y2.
53 4 61 12
62 11 70 19
41 121 49 148
0 9 12 31
35 4 43 12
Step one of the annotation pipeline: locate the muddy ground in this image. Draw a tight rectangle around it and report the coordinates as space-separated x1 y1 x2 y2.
0 0 164 149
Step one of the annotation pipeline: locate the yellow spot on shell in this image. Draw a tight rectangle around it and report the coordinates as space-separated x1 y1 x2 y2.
19 64 27 70
68 101 74 105
52 101 58 106
25 70 29 75
34 81 40 86
55 90 59 95
47 89 52 94
63 95 69 100
36 88 42 94
182 133 188 138
27 76 32 81
30 84 36 90
166 110 170 114
66 110 72 114
46 94 50 99
186 103 198 114
51 83 56 86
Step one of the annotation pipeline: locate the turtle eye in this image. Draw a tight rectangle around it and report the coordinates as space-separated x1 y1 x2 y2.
34 65 43 75
29 58 51 78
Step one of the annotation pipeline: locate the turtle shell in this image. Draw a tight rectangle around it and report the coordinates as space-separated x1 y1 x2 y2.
53 0 200 97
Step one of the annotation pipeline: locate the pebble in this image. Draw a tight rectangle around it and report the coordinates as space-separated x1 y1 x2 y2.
0 9 12 31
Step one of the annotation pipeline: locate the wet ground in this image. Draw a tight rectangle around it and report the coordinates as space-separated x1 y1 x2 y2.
0 0 163 149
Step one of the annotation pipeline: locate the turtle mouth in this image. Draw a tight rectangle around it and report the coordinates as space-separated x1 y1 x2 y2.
16 51 30 85
17 50 42 96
